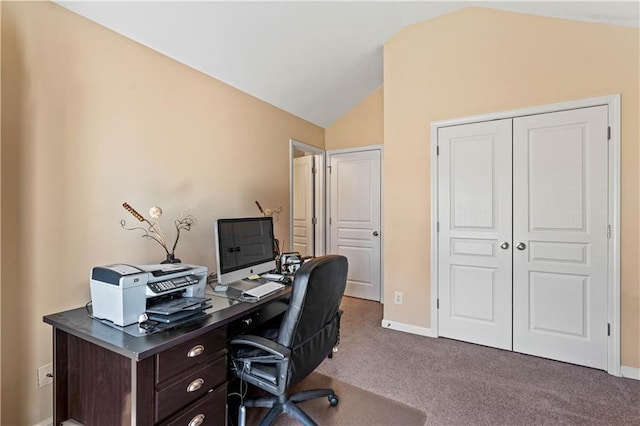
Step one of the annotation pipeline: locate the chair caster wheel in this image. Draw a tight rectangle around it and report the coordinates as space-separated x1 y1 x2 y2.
329 395 339 406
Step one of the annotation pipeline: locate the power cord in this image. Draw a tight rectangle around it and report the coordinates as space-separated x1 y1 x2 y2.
85 300 109 322
227 361 250 426
227 360 249 402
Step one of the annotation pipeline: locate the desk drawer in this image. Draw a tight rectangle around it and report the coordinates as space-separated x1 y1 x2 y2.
156 327 227 384
227 299 289 336
156 356 227 422
159 382 227 426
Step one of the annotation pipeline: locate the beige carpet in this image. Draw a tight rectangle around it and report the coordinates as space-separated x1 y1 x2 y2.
316 297 640 425
244 371 427 425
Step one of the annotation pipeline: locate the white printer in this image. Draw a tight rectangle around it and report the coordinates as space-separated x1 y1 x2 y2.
90 263 208 327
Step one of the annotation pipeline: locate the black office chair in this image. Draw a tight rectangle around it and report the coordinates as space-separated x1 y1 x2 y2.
229 254 348 426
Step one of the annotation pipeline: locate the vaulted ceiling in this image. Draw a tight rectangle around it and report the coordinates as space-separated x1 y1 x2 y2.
55 1 639 128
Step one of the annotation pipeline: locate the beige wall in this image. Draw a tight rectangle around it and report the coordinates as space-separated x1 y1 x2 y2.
325 87 383 150
0 1 3 421
1 2 323 424
383 8 639 367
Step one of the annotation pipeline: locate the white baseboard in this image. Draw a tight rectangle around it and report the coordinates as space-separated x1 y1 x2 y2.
33 418 52 426
35 418 83 426
621 365 640 380
381 319 436 337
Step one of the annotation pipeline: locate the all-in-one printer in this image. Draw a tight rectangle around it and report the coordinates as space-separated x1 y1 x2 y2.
90 263 208 327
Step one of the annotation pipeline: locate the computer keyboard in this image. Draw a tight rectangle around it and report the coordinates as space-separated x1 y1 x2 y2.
242 281 285 300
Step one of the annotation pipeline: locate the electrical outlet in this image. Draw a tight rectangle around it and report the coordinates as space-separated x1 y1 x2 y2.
394 291 403 304
37 363 53 388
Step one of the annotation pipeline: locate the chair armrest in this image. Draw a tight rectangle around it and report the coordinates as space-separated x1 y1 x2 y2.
230 335 291 359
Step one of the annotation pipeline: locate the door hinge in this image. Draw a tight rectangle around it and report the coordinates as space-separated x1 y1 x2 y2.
607 225 611 238
607 126 611 141
437 222 440 232
328 165 332 173
312 166 317 174
607 323 611 336
437 298 440 309
312 217 317 225
329 217 332 225
436 145 439 156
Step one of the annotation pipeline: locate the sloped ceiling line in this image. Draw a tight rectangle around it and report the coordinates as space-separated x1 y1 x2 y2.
55 1 640 128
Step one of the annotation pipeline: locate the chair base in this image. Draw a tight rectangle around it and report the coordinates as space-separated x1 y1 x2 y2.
238 388 339 426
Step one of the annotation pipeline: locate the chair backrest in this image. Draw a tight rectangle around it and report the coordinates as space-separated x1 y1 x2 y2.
277 254 348 385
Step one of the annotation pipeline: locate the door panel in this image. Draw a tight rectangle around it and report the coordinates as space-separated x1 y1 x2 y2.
438 119 513 350
293 156 314 257
512 106 608 369
527 127 587 231
330 150 381 301
528 272 588 336
450 265 497 322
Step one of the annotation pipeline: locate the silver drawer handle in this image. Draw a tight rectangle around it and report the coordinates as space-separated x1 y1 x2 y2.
187 345 205 358
188 414 205 426
186 378 204 392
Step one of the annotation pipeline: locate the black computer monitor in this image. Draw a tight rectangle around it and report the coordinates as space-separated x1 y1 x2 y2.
214 216 277 284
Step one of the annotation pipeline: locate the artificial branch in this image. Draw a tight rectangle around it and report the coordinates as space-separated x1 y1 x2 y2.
119 219 171 255
121 202 195 259
171 216 196 254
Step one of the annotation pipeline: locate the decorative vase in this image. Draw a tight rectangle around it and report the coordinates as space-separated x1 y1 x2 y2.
161 253 181 264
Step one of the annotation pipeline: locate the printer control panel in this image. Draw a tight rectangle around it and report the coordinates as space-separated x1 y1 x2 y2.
147 274 200 294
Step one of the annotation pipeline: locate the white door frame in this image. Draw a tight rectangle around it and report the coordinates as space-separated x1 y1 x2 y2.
289 139 326 256
430 94 621 376
327 145 384 301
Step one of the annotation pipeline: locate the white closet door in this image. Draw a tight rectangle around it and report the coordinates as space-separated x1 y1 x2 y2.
512 106 609 369
438 120 513 350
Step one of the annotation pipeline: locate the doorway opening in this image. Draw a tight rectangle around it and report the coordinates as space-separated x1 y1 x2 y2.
289 139 325 257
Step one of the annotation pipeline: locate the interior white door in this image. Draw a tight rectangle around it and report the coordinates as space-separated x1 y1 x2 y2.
512 106 609 369
438 120 513 350
329 150 381 301
292 155 314 257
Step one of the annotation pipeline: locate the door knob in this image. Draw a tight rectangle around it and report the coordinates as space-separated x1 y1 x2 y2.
373 231 379 236
499 242 509 249
516 242 526 251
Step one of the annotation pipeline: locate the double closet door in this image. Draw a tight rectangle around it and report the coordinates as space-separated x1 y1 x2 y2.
437 106 609 370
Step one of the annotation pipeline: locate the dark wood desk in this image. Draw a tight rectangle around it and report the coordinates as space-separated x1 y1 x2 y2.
43 289 290 426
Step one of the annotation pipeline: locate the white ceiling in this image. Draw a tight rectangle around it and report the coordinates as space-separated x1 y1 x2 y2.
55 1 639 128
